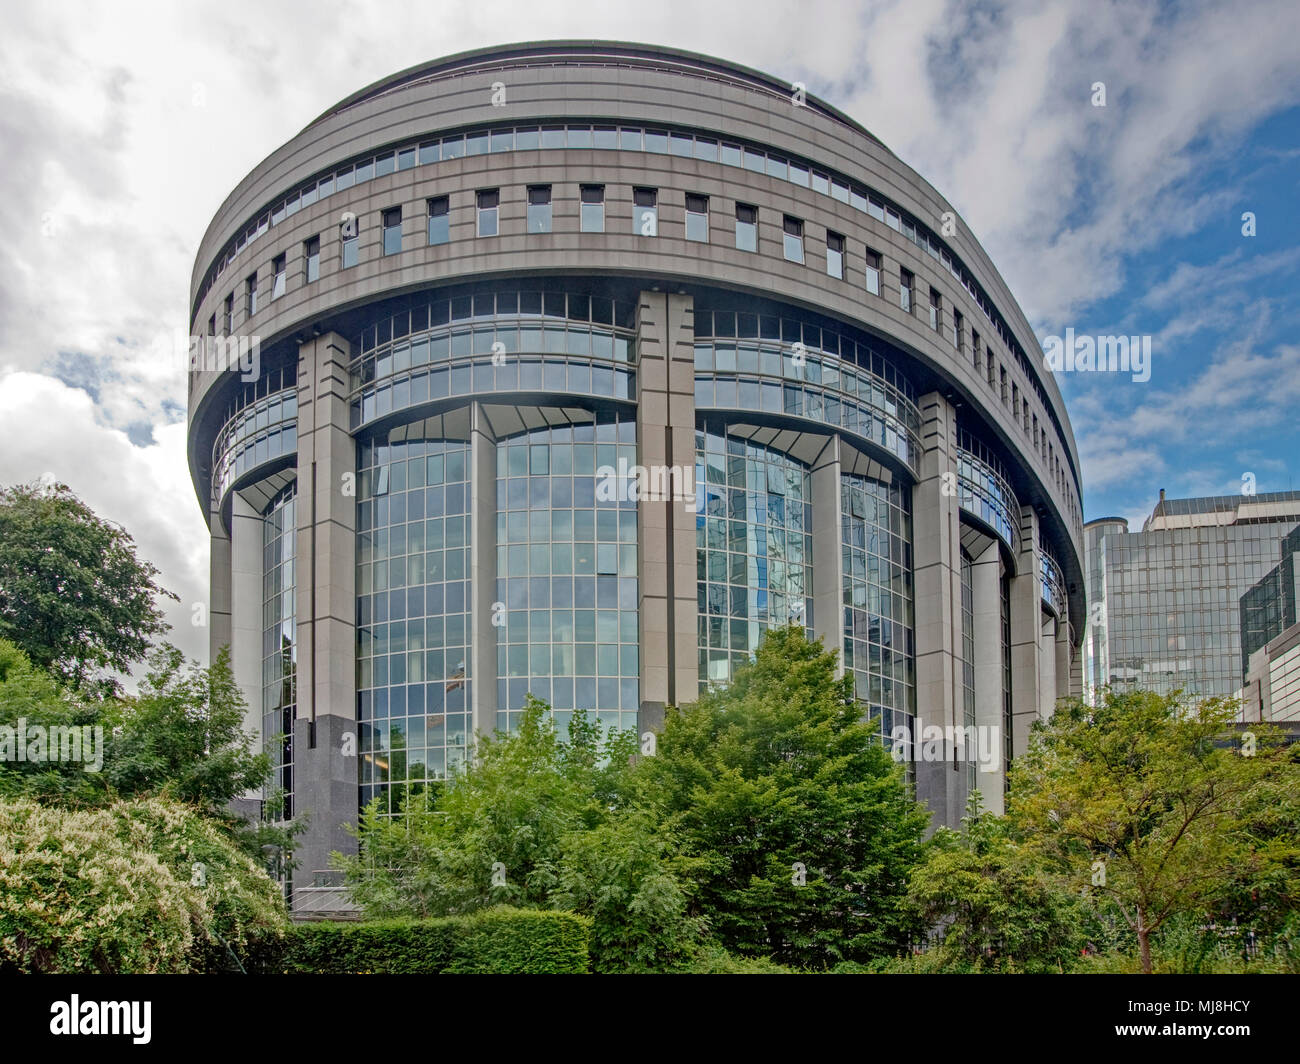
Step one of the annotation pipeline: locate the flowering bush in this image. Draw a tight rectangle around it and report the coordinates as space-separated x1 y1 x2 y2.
0 796 286 973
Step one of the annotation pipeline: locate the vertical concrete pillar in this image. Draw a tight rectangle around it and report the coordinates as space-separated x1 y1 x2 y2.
469 401 498 743
1055 615 1072 704
635 290 698 734
291 331 357 885
229 492 266 751
810 436 843 669
911 391 963 829
1039 614 1058 720
1009 505 1044 759
970 537 1005 815
208 505 233 667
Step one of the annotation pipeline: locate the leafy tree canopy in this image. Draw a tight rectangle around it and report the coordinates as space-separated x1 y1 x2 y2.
1009 688 1300 973
0 481 175 694
637 624 930 968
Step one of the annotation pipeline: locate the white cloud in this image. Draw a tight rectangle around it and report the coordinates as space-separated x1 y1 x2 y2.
0 371 210 671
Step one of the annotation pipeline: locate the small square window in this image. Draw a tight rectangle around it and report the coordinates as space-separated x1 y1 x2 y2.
527 185 552 234
865 250 881 296
427 196 449 246
341 215 359 268
633 187 657 236
304 236 320 283
735 203 757 252
826 231 844 279
782 215 804 263
685 194 709 243
477 189 499 237
382 207 402 255
580 185 605 233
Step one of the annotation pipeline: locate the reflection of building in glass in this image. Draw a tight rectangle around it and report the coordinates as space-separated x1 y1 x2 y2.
1082 517 1127 704
188 43 1086 902
1084 492 1300 703
1240 524 1300 722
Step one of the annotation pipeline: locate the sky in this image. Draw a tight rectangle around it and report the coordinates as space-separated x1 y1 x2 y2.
1 0 1298 668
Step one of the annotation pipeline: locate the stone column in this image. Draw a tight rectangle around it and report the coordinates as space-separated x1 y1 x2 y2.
208 503 233 668
1009 505 1044 759
635 290 698 735
911 391 964 830
229 492 266 753
1055 614 1073 704
1039 614 1058 720
291 331 358 886
970 537 1005 815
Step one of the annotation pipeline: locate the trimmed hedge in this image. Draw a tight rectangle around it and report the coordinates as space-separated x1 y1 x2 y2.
245 908 589 974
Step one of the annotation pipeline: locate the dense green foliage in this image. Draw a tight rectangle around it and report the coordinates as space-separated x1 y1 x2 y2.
336 697 703 972
0 637 300 871
904 793 1089 971
0 796 286 973
638 626 929 969
245 909 589 974
1009 688 1300 973
0 481 174 694
341 627 929 972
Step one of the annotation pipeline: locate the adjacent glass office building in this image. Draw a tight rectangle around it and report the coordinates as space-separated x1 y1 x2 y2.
1239 523 1300 722
1084 491 1300 702
188 42 1085 902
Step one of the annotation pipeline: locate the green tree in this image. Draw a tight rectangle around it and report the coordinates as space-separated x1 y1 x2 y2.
638 625 930 969
1009 689 1300 973
0 481 175 694
906 792 1089 971
337 699 703 971
0 637 103 803
0 637 299 873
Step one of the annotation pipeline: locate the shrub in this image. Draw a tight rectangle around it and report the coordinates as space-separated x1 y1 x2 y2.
0 796 285 973
249 908 589 974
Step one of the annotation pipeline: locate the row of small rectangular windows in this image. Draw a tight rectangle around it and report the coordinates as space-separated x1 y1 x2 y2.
210 186 1077 533
193 120 1078 505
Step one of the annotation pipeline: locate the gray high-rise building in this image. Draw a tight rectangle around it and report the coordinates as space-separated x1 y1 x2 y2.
1240 524 1300 722
186 42 1086 905
1085 490 1300 704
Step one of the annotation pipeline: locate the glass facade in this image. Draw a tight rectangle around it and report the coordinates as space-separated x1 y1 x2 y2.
1082 518 1127 703
696 423 814 688
692 310 921 472
262 487 296 818
209 365 298 507
1040 535 1066 616
494 411 640 735
956 427 1020 550
348 289 637 431
356 427 473 815
1240 523 1300 678
840 472 915 748
1098 494 1300 698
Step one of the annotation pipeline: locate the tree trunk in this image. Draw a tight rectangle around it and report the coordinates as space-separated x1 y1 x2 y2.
1137 912 1152 974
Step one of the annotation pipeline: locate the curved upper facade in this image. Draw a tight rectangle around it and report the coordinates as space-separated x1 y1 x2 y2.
189 42 1086 879
187 41 1082 576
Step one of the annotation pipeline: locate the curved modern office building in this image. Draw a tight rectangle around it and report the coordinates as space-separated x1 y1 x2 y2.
188 41 1086 893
